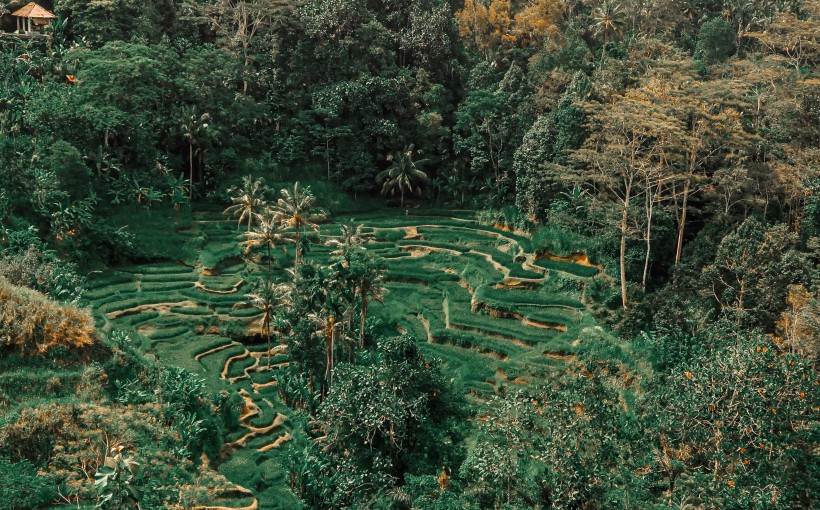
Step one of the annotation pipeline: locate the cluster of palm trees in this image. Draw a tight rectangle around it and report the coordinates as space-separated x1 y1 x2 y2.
224 178 324 274
224 178 325 369
224 178 387 397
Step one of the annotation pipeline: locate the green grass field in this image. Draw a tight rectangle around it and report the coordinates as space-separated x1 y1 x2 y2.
84 206 605 509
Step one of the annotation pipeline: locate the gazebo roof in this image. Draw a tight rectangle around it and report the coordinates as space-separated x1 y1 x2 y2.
11 2 57 19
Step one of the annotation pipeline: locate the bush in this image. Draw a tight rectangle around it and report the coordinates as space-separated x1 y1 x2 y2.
695 17 736 65
0 277 95 355
0 457 56 509
0 245 85 303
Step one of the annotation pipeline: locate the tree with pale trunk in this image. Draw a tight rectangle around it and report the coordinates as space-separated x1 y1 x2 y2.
181 109 210 197
572 85 686 309
241 208 292 283
224 175 269 234
271 182 325 271
247 281 292 370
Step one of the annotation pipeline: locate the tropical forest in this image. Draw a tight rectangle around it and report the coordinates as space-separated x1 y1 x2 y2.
0 0 818 508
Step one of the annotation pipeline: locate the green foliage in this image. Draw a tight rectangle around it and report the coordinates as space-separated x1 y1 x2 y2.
293 335 464 508
644 331 818 508
0 457 56 509
696 18 737 65
0 245 85 302
94 444 143 509
701 217 808 329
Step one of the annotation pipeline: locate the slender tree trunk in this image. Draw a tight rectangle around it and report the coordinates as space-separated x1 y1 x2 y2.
643 184 655 291
188 143 194 199
620 187 631 310
674 179 690 266
599 32 608 70
330 327 335 385
326 135 330 181
360 294 368 348
294 225 301 271
265 314 271 370
401 186 405 209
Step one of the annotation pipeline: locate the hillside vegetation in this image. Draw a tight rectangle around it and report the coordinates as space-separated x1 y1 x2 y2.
0 0 819 508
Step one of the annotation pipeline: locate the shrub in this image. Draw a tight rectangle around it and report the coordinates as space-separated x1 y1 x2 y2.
0 277 95 354
0 245 85 303
0 457 56 509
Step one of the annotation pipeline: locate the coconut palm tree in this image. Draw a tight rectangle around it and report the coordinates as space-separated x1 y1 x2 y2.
307 311 345 386
356 262 386 349
376 145 430 208
181 109 210 197
593 1 625 70
241 208 292 283
325 220 373 255
224 175 269 234
247 282 292 370
270 182 325 271
343 247 388 347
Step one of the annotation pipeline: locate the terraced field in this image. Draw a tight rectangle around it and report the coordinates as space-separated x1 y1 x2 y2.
85 208 603 508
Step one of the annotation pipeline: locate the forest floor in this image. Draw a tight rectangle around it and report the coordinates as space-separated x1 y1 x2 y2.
84 206 609 508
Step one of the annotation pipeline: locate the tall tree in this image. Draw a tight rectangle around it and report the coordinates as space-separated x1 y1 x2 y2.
344 247 387 347
572 85 685 309
241 208 291 282
271 182 324 271
592 1 625 70
224 175 269 233
248 281 292 369
376 145 429 208
180 109 210 197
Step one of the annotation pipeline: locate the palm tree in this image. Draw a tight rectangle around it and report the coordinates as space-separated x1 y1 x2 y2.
167 173 191 212
376 145 430 208
325 220 373 255
357 265 387 348
181 109 210 198
224 175 269 234
270 182 325 271
344 248 388 347
241 208 291 283
307 311 345 386
593 1 625 70
247 282 292 370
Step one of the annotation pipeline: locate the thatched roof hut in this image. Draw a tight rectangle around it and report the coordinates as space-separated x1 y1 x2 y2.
11 2 56 34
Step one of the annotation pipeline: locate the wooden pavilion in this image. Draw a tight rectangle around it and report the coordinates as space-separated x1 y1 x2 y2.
11 2 56 34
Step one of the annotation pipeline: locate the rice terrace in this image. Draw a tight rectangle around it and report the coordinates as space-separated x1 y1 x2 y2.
2 0 818 507
83 202 608 509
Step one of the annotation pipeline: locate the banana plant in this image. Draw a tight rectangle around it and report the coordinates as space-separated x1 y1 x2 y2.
94 441 142 509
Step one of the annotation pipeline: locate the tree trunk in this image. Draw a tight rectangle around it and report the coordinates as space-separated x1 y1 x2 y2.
620 188 631 310
360 293 368 348
329 327 335 385
294 225 301 271
674 178 690 266
188 143 194 199
400 186 405 209
265 314 272 370
326 136 330 181
642 184 655 291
